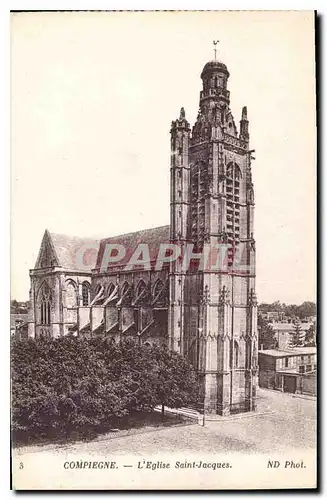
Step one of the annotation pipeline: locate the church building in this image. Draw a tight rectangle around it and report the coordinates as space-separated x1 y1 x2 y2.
28 56 258 415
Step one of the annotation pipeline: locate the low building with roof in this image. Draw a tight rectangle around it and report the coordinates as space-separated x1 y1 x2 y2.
258 346 316 395
10 312 32 339
265 311 285 322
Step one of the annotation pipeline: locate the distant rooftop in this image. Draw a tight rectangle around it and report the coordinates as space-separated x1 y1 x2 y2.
258 346 316 358
270 322 312 331
10 312 32 329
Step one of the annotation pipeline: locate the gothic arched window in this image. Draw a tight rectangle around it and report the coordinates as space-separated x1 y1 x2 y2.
252 341 257 368
66 281 77 308
226 162 242 181
121 281 130 296
135 280 146 298
234 340 239 368
230 339 240 369
82 282 90 306
152 279 167 307
41 301 46 324
89 284 105 306
153 279 164 297
246 339 252 369
107 282 115 298
39 282 52 325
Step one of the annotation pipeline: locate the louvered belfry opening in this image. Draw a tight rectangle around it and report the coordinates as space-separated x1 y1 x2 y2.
190 161 208 255
226 162 241 267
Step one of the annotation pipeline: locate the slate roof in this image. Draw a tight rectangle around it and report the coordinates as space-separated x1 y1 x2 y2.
48 231 100 271
201 60 229 78
95 225 170 271
36 225 171 273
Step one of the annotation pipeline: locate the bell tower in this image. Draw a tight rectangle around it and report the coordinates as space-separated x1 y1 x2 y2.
172 54 258 416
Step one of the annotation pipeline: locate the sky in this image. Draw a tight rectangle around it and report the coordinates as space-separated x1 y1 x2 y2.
11 11 316 303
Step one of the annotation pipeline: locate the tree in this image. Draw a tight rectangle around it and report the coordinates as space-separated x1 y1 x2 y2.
289 321 305 348
258 315 277 350
11 300 19 314
271 301 282 312
304 322 316 347
257 301 316 320
258 303 271 314
297 301 316 320
148 344 200 416
283 304 298 318
11 336 200 443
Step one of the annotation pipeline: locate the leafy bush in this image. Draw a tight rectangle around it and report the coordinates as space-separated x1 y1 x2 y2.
11 336 199 443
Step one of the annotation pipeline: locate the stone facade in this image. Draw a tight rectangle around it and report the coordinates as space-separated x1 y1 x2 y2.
28 230 97 338
169 60 257 414
28 57 258 415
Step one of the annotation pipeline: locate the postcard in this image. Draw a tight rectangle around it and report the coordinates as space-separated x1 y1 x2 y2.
11 10 317 490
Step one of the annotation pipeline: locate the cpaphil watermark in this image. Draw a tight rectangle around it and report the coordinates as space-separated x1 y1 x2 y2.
75 241 254 274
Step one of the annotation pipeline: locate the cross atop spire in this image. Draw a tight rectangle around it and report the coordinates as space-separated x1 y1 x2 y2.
213 40 219 61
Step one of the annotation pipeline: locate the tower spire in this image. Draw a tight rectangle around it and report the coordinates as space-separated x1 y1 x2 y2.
213 40 219 61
